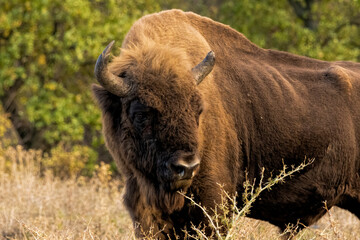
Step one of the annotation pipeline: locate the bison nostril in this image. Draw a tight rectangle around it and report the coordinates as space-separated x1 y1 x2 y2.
167 154 201 180
170 161 200 180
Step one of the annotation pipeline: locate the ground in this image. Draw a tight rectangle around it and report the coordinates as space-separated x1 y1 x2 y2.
1 146 359 240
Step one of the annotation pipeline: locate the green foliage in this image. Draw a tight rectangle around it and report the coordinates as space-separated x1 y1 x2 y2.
219 0 360 61
42 143 98 178
26 83 99 145
1 0 360 177
0 0 160 150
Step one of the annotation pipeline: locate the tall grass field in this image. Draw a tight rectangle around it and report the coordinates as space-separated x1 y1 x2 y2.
1 145 359 239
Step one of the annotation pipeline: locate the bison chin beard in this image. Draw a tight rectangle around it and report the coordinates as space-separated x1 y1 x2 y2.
136 174 186 214
157 185 186 214
131 143 192 214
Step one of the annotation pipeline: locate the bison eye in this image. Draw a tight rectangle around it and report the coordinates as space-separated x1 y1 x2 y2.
119 71 126 78
134 112 148 124
129 101 152 123
129 100 155 138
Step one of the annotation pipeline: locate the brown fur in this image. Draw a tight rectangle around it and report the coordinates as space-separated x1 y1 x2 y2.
93 10 360 239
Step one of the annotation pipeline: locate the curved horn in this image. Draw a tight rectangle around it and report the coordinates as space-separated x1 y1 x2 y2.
191 51 215 85
94 41 132 96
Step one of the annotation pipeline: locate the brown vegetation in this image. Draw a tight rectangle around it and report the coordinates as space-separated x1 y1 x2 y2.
0 144 359 239
0 145 133 239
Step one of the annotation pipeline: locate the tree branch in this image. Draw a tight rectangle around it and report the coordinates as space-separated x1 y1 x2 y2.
288 0 318 30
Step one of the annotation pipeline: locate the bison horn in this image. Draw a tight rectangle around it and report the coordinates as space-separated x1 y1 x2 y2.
191 51 215 85
94 40 132 96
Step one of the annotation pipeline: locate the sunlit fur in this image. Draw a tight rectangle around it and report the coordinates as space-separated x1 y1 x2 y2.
93 9 360 239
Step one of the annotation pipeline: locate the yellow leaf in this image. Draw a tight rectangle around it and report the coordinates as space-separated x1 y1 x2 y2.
25 1 31 11
75 94 82 103
45 82 57 91
38 54 46 65
4 30 10 38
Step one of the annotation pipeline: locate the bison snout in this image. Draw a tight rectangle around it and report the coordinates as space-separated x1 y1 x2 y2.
169 156 200 180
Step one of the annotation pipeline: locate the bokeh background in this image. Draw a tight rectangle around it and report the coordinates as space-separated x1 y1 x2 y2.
2 0 360 178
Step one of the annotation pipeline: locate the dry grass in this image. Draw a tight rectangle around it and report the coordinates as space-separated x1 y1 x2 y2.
0 146 133 240
0 145 359 239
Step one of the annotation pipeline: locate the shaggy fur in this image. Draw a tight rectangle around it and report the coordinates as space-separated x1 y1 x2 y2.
93 10 360 239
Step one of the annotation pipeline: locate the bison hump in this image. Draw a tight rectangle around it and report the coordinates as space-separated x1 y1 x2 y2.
324 66 353 96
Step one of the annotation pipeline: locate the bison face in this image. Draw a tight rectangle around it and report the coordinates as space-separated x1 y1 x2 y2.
92 84 203 198
93 41 215 211
127 97 202 192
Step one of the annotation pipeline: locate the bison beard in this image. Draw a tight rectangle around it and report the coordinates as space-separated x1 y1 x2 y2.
138 179 186 214
130 139 187 214
93 9 360 240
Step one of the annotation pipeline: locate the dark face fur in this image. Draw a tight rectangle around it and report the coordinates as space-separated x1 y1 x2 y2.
93 41 214 213
127 94 203 190
92 83 204 214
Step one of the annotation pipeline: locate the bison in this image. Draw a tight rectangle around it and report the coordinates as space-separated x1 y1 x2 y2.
92 9 360 238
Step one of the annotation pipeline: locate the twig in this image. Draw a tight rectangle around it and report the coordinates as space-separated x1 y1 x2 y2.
179 192 223 239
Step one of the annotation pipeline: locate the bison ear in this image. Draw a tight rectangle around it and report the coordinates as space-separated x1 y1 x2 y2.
92 84 122 111
191 51 215 85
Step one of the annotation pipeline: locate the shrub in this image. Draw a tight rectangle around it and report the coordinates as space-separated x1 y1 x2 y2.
42 143 98 178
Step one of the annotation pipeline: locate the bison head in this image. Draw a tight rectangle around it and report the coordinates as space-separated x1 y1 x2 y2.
93 40 215 213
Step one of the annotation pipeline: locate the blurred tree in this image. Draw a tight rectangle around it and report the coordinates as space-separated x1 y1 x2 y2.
1 0 360 176
0 0 160 157
217 0 360 61
0 105 19 148
288 0 318 30
160 0 221 19
161 0 360 61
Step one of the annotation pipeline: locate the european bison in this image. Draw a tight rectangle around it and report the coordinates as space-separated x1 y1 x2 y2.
93 9 360 238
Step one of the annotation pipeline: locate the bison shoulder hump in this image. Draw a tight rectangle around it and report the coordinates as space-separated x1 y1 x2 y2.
324 65 353 96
